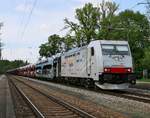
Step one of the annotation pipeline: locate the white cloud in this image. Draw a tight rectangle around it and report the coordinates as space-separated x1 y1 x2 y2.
39 24 50 33
75 0 111 2
2 48 39 63
73 0 112 5
40 24 49 30
15 4 32 13
71 0 112 12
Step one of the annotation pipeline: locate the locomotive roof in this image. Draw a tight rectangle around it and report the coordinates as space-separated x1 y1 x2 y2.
36 57 54 66
99 40 128 45
61 40 129 57
62 46 87 57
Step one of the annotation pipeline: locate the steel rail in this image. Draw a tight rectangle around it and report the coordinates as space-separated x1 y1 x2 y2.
123 88 150 98
11 76 96 118
118 93 150 104
8 78 45 118
96 89 150 104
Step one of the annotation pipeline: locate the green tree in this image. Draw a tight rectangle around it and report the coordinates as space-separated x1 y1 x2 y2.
64 3 100 46
99 0 119 19
97 0 119 39
39 43 50 57
142 47 150 70
117 10 150 67
64 1 119 46
63 35 75 51
0 60 27 74
39 34 63 57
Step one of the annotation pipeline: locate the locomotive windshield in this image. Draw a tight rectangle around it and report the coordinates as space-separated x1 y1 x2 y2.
101 44 129 55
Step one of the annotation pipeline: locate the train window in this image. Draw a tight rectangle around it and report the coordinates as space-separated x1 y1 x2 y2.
102 45 114 50
102 44 129 55
116 45 129 55
116 45 128 51
91 47 94 56
43 65 52 69
36 67 41 70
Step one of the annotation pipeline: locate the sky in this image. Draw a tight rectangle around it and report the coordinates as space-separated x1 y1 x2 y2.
0 0 147 63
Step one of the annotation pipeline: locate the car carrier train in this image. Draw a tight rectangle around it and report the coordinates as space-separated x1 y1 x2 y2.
8 40 136 90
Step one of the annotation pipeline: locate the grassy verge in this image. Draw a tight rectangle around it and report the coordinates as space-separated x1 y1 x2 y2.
137 78 150 82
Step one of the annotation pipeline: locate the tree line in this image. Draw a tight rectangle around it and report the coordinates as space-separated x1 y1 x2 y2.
0 60 28 74
39 0 150 73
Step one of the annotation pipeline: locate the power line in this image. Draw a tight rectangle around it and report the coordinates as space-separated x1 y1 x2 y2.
17 0 28 39
20 0 38 40
130 0 145 9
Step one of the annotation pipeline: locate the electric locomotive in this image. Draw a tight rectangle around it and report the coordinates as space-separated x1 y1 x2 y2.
8 40 136 90
60 40 136 89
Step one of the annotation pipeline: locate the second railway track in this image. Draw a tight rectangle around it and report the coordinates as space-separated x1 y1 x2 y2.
110 91 150 104
94 87 150 104
12 74 150 105
8 76 95 118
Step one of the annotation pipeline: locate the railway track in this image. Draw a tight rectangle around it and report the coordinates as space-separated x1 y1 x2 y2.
110 91 150 104
95 88 150 104
118 89 150 104
124 88 150 97
9 78 39 118
8 76 95 118
24 76 150 104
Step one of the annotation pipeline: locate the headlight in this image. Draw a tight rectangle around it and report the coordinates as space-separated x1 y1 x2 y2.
104 68 111 72
126 68 132 72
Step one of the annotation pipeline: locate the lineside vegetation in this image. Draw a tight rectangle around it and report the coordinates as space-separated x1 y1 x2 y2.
0 60 28 74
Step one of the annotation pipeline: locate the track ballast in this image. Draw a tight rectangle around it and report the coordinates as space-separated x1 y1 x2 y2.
8 76 95 118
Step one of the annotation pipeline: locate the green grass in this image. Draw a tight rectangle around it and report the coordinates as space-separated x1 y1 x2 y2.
137 78 150 82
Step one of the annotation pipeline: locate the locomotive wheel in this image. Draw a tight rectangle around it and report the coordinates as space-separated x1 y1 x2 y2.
131 80 136 85
84 79 93 88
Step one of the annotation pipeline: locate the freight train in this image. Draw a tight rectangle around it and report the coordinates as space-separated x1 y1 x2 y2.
8 40 136 90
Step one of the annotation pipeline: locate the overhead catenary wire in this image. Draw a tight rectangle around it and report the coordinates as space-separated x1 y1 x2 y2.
130 0 147 9
17 0 28 39
20 0 38 40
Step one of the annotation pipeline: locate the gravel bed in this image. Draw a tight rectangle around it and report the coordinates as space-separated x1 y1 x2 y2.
125 88 150 95
16 76 126 118
18 76 150 118
8 78 36 118
130 83 150 90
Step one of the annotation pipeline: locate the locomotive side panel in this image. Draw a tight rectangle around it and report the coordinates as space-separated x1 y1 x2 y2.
61 47 89 78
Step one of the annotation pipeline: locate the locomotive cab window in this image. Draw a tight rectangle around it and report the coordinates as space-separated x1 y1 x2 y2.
91 47 94 56
101 44 129 55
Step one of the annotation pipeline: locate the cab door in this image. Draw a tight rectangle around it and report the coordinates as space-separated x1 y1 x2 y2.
87 47 94 76
87 48 91 76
